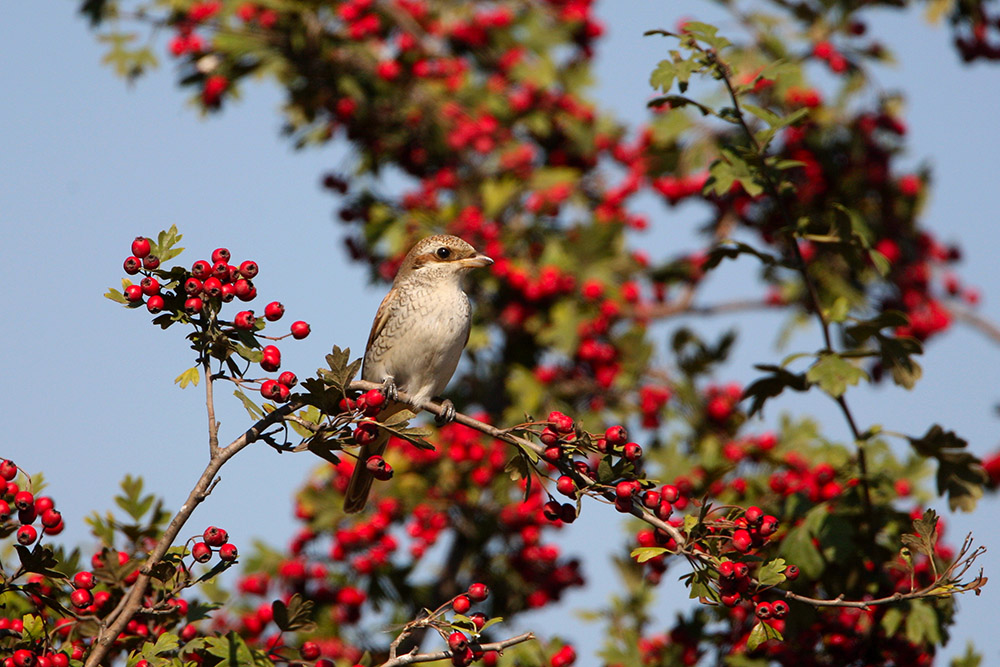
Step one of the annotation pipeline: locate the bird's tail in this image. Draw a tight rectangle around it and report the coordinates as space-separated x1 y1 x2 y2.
343 428 390 514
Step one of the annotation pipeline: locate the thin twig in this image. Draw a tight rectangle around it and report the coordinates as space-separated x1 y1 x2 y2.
204 359 220 455
378 632 535 667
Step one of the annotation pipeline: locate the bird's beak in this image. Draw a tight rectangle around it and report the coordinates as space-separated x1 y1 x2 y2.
461 253 494 268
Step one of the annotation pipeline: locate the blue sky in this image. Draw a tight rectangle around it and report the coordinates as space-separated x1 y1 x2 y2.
2 2 999 662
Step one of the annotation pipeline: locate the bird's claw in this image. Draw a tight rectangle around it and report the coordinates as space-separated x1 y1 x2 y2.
381 376 399 401
436 399 456 425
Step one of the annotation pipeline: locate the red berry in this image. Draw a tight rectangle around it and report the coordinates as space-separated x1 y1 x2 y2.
73 571 95 590
731 529 753 553
260 380 282 401
559 502 577 523
733 562 749 579
191 542 212 563
125 284 144 303
70 588 93 609
469 612 487 631
234 310 256 330
615 481 636 500
299 642 321 661
755 601 773 619
123 256 142 274
548 410 574 434
191 260 212 280
0 500 9 520
211 248 231 264
556 475 576 497
542 500 561 521
17 524 37 545
203 526 229 547
718 560 735 579
278 371 298 388
12 649 36 667
290 321 311 339
641 490 660 509
146 295 165 314
0 460 15 481
184 277 203 295
140 277 160 296
467 583 489 601
218 543 238 562
264 301 285 321
772 599 789 618
660 484 680 503
785 565 799 580
759 515 779 536
365 455 393 480
212 261 230 281
260 345 281 372
18 504 37 525
605 424 628 445
14 490 33 511
185 297 204 315
623 442 643 462
744 506 763 525
239 260 259 279
452 595 471 614
142 255 160 270
720 592 741 607
131 237 151 258
234 279 256 301
40 509 62 529
448 631 468 652
203 277 223 298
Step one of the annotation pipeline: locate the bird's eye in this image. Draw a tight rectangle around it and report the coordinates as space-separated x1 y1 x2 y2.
436 247 451 259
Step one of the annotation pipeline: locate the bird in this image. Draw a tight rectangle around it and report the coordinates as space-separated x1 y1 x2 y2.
343 235 493 513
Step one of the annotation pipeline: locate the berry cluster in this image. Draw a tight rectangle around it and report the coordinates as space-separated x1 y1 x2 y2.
112 230 310 403
0 460 63 549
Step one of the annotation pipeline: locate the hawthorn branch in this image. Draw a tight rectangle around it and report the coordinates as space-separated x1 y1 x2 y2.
83 398 303 667
342 381 987 611
379 632 535 667
702 46 877 531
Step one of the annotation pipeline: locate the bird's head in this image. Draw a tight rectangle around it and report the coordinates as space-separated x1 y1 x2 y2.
395 235 493 284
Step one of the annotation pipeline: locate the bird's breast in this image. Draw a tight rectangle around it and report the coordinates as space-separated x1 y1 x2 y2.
363 283 472 405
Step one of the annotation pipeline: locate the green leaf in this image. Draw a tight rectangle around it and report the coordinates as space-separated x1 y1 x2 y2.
806 352 868 398
272 593 317 632
904 599 942 646
105 287 128 304
648 95 713 116
756 558 787 586
747 620 783 651
14 544 65 580
907 425 986 512
174 366 200 389
142 632 180 657
743 364 810 417
882 606 905 637
234 389 264 420
649 59 676 93
203 632 271 667
949 642 983 667
116 475 154 521
707 150 763 197
630 547 669 563
20 614 45 641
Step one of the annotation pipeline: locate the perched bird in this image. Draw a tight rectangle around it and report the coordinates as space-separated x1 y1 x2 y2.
343 235 493 513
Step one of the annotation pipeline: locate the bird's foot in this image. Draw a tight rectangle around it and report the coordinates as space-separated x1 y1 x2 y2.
435 399 456 425
380 375 399 401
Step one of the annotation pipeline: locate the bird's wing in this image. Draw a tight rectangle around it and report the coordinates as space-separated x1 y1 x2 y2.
362 285 398 380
